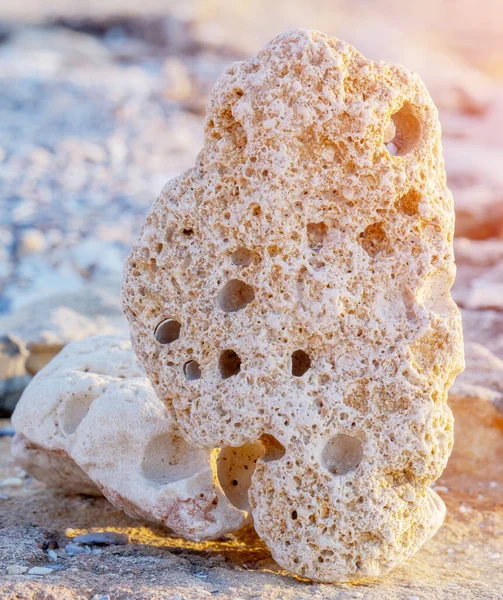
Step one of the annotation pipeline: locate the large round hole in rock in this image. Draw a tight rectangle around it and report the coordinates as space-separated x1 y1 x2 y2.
154 319 181 344
291 350 311 377
60 392 97 435
141 433 207 485
218 279 255 313
184 360 201 381
219 349 241 379
231 246 253 267
216 434 285 511
321 434 363 476
386 103 422 157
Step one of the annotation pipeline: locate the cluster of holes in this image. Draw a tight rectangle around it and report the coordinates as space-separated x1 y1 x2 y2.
154 318 312 381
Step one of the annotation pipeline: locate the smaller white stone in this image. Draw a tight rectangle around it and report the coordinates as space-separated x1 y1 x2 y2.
27 567 53 575
7 565 28 575
0 477 23 488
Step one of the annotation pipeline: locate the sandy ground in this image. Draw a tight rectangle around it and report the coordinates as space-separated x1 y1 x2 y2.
1 416 502 599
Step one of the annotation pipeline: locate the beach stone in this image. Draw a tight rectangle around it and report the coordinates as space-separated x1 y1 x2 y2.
0 287 127 380
11 335 246 540
122 29 464 581
0 335 30 417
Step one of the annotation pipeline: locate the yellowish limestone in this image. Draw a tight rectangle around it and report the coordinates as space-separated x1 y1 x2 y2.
122 28 464 581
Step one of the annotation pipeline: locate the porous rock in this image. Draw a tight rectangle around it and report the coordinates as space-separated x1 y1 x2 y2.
122 29 464 581
11 335 246 540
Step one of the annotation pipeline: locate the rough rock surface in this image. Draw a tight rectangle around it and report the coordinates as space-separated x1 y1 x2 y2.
11 335 246 540
122 29 464 581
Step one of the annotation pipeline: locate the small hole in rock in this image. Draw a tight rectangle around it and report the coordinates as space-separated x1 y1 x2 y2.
182 228 193 236
359 223 387 258
291 510 298 520
386 103 422 156
184 360 201 381
231 247 253 267
307 222 327 250
219 349 241 379
321 434 363 476
397 188 421 216
154 319 181 344
218 279 255 312
291 350 311 377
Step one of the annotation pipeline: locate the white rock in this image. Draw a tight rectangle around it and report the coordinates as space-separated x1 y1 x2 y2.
11 335 246 540
27 567 53 575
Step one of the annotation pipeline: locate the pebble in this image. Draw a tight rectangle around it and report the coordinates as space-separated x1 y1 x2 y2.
72 531 129 546
0 477 23 488
7 565 28 575
0 426 15 437
65 543 87 555
27 566 53 575
47 550 59 562
91 596 111 600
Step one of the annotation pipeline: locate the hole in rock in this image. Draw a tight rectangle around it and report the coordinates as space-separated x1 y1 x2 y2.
154 319 181 344
141 434 207 485
60 392 97 435
231 246 253 267
397 188 421 216
359 223 387 257
216 434 285 511
291 350 311 377
386 103 422 156
184 360 201 381
321 434 364 476
219 350 241 379
218 279 255 313
307 222 327 250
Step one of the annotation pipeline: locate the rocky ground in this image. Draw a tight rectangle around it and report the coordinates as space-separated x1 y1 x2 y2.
1 403 501 599
1 0 503 598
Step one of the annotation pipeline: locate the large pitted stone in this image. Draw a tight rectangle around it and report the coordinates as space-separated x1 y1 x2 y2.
122 29 464 581
11 335 246 540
